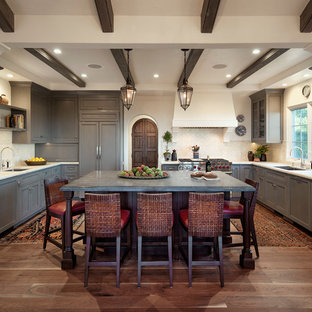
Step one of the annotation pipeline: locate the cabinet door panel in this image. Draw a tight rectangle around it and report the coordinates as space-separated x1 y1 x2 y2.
99 122 120 171
29 182 40 215
51 96 78 143
0 180 16 233
290 177 310 228
79 122 98 176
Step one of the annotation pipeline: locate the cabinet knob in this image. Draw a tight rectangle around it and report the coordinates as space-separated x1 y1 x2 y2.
17 181 21 186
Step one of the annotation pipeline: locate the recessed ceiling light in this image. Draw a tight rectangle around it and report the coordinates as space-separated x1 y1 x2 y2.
88 64 102 69
7 74 13 78
81 73 87 78
153 73 159 78
212 64 227 69
303 74 310 78
282 83 287 87
252 49 261 55
226 74 232 78
53 48 62 54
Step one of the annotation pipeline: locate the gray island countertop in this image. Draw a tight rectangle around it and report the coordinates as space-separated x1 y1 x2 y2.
61 170 255 193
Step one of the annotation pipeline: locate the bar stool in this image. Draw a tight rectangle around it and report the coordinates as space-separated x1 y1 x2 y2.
179 192 224 288
223 179 260 258
43 177 85 254
84 193 130 288
136 193 173 288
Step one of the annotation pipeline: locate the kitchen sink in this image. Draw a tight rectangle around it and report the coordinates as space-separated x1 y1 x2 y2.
3 168 29 172
274 165 305 171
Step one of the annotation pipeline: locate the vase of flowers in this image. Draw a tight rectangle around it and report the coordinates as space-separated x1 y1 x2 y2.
255 144 269 162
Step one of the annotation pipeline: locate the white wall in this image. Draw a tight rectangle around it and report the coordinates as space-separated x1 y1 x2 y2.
0 78 34 166
269 80 312 164
123 91 253 169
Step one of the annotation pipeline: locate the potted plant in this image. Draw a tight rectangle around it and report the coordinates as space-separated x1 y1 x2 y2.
162 130 172 161
255 144 269 161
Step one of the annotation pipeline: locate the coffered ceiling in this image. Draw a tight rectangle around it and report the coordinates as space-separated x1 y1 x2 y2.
1 0 312 93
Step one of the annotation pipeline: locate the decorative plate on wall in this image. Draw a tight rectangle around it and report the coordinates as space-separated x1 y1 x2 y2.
236 114 245 122
302 85 311 98
235 125 247 136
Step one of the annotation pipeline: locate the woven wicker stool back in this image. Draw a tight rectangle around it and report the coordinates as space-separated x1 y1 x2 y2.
137 193 172 237
85 193 121 238
44 178 68 207
188 192 224 237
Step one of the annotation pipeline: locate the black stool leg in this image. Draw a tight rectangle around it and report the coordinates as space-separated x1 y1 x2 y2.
137 235 142 288
251 221 259 258
84 236 91 287
116 236 120 288
188 235 192 288
61 215 65 255
168 235 173 288
43 214 51 250
218 235 224 288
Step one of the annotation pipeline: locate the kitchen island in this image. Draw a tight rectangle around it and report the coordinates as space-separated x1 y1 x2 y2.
61 170 255 270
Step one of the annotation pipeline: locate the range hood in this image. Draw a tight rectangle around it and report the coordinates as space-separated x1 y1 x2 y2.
172 92 238 128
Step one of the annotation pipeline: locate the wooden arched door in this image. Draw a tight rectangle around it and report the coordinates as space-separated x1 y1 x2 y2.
132 118 158 168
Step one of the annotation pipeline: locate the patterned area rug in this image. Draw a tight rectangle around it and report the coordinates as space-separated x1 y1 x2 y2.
231 204 312 247
0 212 84 244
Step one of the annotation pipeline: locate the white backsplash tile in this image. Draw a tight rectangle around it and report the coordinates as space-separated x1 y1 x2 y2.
167 128 254 162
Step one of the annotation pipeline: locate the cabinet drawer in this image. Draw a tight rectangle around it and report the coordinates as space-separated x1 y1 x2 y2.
161 164 179 171
63 165 78 173
266 170 285 186
80 110 119 122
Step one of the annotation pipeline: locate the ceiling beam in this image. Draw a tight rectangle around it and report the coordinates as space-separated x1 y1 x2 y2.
177 49 204 87
25 48 86 87
0 0 14 32
201 0 220 33
226 48 289 88
111 49 135 86
94 0 114 32
300 0 312 32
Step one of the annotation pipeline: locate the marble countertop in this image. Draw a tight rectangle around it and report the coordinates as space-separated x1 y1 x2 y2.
0 162 79 181
61 170 255 193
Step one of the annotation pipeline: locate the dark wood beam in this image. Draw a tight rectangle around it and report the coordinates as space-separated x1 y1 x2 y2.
110 49 135 86
301 0 312 32
25 48 86 88
201 0 220 33
94 0 114 32
0 0 14 32
177 49 204 87
226 49 289 88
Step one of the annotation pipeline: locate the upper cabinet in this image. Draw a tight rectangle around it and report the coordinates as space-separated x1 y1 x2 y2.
249 89 284 144
50 93 78 143
10 82 51 144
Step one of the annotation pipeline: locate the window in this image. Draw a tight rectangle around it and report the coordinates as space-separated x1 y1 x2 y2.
291 107 307 159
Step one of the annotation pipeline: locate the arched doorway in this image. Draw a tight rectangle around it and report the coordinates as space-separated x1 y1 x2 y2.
132 118 158 168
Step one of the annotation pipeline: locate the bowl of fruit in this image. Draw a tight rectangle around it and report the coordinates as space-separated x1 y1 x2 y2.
119 165 169 179
25 157 47 166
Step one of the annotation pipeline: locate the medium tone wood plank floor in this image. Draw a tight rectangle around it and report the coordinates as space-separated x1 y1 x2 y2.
0 241 312 312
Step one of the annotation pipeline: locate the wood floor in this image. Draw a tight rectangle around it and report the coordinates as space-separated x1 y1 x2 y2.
0 241 312 312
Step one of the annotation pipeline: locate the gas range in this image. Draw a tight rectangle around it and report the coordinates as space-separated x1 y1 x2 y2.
178 158 232 172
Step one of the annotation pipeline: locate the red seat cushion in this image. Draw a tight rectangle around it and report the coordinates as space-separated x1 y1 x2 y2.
179 209 189 228
135 212 174 227
48 200 85 216
223 200 244 216
121 209 130 229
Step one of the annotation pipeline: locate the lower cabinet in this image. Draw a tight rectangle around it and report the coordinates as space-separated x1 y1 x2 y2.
161 164 179 171
289 176 311 229
62 164 79 181
231 164 253 197
16 174 41 225
0 179 17 233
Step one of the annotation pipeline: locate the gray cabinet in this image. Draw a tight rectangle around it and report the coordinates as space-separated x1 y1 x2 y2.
253 166 266 203
250 89 284 144
231 164 252 197
79 121 120 176
51 95 78 143
264 170 289 216
62 164 79 181
16 174 41 225
231 165 240 179
0 179 17 233
10 82 51 144
161 164 179 171
289 176 311 229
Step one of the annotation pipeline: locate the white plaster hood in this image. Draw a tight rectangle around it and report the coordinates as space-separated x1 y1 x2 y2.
172 92 238 128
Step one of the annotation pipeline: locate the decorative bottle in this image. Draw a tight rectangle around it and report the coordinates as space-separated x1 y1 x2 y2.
206 156 211 172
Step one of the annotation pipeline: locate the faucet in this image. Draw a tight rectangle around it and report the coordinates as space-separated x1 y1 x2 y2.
289 146 305 168
0 146 15 171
